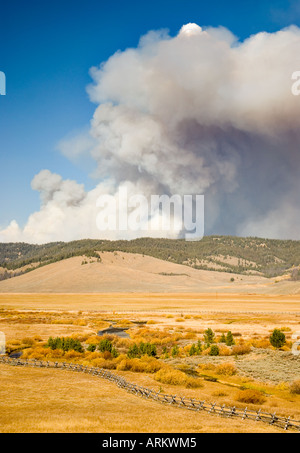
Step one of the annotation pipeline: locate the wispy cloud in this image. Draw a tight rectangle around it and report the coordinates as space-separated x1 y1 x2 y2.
270 0 300 26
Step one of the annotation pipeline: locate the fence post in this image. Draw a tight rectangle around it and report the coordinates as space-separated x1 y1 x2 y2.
229 406 236 417
189 398 196 410
178 397 186 407
197 401 205 411
284 416 290 430
146 389 153 398
209 402 216 414
256 409 261 422
242 407 248 420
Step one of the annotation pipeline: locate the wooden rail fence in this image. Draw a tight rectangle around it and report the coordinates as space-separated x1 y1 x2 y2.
1 356 299 432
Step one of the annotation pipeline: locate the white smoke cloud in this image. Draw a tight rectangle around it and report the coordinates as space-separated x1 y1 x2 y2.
1 23 300 243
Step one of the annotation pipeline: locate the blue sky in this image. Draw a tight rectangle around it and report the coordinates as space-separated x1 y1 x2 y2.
0 0 300 232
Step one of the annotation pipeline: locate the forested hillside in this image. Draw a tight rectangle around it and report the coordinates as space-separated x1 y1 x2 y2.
1 236 300 281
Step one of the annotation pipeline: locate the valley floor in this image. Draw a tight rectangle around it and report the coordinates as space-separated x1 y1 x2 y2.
0 292 299 433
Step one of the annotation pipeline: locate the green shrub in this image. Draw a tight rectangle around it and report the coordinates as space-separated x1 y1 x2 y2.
87 344 97 352
225 331 235 346
204 328 215 345
219 333 226 343
189 340 202 356
171 345 179 357
45 336 83 353
189 344 197 356
127 342 156 358
98 338 113 353
209 345 220 356
111 347 119 358
269 329 286 348
139 342 157 357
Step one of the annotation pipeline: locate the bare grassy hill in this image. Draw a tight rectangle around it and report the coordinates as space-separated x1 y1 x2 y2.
0 251 298 294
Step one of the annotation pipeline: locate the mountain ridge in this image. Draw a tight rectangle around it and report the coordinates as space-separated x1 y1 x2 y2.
1 235 300 281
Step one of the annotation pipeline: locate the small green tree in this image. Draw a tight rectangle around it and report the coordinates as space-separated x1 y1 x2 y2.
219 333 226 343
149 344 157 357
127 343 140 358
225 331 235 346
98 338 113 353
139 342 157 357
171 345 179 357
204 328 215 345
111 347 119 358
46 336 55 349
196 340 202 354
68 338 83 353
189 340 202 356
87 344 96 352
189 344 197 356
45 336 83 352
270 329 286 348
209 345 220 356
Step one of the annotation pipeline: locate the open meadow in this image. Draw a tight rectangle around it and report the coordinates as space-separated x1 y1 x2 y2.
0 292 299 433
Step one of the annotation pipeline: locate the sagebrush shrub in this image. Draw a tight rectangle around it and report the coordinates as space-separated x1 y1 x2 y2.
215 362 237 376
185 377 203 388
218 345 232 356
85 335 101 345
232 344 251 355
236 389 266 405
64 350 83 360
116 356 162 373
21 337 36 346
101 359 117 369
46 348 64 359
251 339 271 349
23 347 49 360
154 367 202 388
91 358 106 368
290 380 300 394
197 363 216 372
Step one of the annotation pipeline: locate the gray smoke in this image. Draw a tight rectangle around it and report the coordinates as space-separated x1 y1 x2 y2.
1 23 300 243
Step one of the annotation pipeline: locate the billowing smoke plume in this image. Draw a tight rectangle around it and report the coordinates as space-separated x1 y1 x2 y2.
1 23 300 243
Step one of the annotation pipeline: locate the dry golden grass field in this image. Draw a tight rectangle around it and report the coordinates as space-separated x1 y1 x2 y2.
0 363 283 433
0 292 300 312
0 291 300 433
